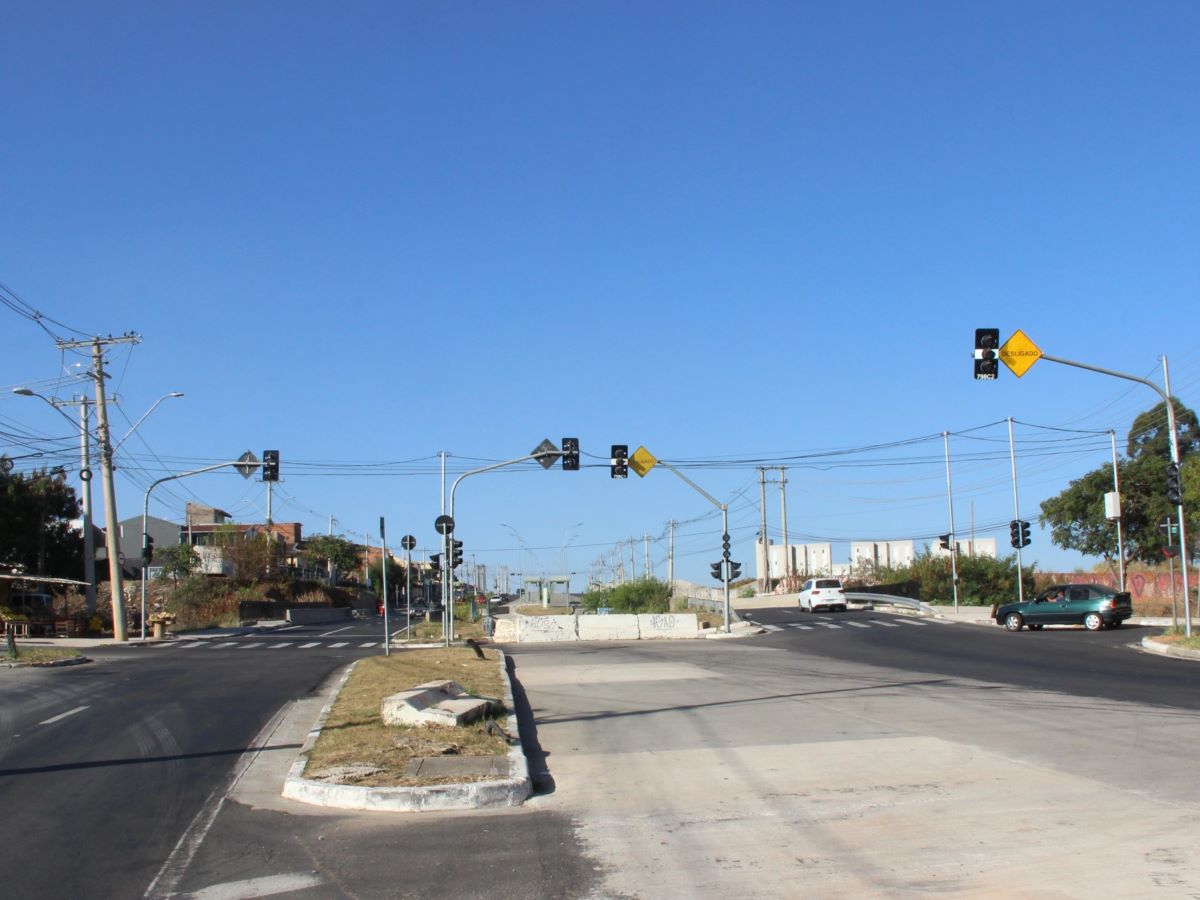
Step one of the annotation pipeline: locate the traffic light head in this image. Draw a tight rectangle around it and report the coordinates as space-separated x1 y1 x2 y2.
611 445 629 479
429 553 442 575
1009 519 1021 549
710 561 724 582
938 533 952 551
974 328 1000 380
562 438 580 471
451 539 464 568
1020 520 1031 548
262 450 280 482
1166 462 1182 505
142 532 155 564
728 561 742 580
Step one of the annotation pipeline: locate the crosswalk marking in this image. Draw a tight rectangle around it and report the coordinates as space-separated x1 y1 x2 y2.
813 622 842 629
758 623 784 632
238 642 265 649
785 623 813 630
895 619 927 626
328 642 349 648
846 621 871 628
269 642 292 648
868 620 899 627
359 642 377 647
213 642 239 648
178 641 204 648
299 642 320 648
150 641 176 648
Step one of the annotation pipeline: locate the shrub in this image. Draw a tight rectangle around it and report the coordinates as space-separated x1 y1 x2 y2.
582 578 671 614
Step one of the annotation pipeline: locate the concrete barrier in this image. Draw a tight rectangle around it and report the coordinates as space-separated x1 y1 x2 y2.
578 614 640 641
492 617 518 642
286 607 353 625
516 614 577 643
638 612 699 639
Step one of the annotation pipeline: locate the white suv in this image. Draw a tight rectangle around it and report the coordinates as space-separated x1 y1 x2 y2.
798 578 848 612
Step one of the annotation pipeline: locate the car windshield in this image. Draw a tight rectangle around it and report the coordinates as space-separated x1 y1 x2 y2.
815 580 841 589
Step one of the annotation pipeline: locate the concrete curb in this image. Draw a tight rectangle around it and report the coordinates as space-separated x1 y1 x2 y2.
281 650 531 812
1140 636 1200 661
1 654 91 668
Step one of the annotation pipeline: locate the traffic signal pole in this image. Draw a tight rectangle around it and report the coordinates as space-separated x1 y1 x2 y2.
1007 418 1026 604
1037 352 1191 638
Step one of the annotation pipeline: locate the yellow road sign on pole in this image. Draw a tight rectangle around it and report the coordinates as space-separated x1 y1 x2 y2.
1000 329 1042 377
629 446 658 478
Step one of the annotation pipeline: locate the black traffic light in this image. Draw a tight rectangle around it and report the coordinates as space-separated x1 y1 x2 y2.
938 533 952 551
451 539 464 568
142 532 155 565
561 437 580 471
611 445 628 479
728 561 742 580
974 328 1000 380
710 561 724 582
262 450 280 482
1166 462 1182 505
1009 519 1021 549
429 553 442 576
1020 520 1031 548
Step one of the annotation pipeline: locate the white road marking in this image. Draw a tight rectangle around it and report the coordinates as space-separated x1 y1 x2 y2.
39 705 88 725
896 619 928 626
298 642 320 649
268 642 292 649
143 703 297 899
846 621 871 628
813 623 842 629
319 624 354 637
868 620 900 627
150 641 177 648
785 624 813 630
328 642 349 648
177 641 204 649
179 871 324 899
237 643 265 649
211 642 239 648
359 642 377 647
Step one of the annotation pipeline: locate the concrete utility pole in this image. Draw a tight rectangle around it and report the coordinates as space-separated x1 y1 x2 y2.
1007 418 1026 604
942 431 959 612
779 467 791 589
56 334 141 641
758 467 769 592
643 532 650 579
667 520 676 595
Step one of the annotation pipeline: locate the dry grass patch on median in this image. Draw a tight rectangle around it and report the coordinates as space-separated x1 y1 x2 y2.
303 646 511 787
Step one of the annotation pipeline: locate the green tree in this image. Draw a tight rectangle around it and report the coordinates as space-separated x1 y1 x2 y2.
1127 398 1200 461
154 542 200 581
0 468 82 577
300 534 362 580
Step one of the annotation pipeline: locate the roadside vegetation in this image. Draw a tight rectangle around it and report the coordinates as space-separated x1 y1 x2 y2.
3 644 82 665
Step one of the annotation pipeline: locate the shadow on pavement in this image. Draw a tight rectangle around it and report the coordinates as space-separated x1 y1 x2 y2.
505 654 555 796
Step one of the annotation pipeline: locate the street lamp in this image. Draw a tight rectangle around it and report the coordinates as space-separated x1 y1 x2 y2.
560 521 584 596
112 392 184 454
13 388 98 612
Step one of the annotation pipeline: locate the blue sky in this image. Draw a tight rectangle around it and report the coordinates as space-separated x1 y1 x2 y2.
3 1 1198 589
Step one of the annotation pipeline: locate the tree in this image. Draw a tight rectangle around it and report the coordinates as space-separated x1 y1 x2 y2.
0 468 82 577
1127 397 1199 461
154 543 200 581
300 534 362 580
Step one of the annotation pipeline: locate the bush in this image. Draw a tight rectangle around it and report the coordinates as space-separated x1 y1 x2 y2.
581 578 671 614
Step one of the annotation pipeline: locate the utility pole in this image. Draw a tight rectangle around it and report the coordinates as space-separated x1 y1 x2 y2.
779 467 791 590
942 431 959 612
667 520 676 596
56 334 140 641
643 532 650 579
758 467 769 592
1008 418 1026 604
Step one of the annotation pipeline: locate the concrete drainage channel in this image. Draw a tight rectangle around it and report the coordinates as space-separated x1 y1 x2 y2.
282 650 531 812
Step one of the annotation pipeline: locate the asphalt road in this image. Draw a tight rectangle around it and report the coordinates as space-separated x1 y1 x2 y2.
4 612 1200 898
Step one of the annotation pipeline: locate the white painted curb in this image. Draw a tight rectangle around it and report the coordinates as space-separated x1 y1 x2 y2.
282 650 531 811
1140 636 1200 661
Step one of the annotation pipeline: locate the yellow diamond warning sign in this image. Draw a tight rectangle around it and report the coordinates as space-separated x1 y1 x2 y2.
629 446 658 478
1000 329 1042 378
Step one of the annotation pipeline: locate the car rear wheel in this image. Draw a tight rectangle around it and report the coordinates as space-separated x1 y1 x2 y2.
1083 612 1104 631
1004 612 1024 632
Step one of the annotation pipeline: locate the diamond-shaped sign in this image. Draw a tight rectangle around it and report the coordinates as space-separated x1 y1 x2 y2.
630 446 658 478
235 450 259 479
532 438 559 469
999 329 1042 378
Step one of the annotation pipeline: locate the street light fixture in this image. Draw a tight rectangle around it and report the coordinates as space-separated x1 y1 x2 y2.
112 392 185 455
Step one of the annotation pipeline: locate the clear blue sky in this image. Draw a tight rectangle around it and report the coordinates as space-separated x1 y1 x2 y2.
3 1 1198 589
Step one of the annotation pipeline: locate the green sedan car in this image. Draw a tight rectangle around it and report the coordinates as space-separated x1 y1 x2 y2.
993 583 1133 632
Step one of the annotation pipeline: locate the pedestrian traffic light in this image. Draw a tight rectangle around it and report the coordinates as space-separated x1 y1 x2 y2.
728 561 742 580
1020 520 1031 548
262 450 280 482
974 328 1000 380
938 534 951 551
710 561 724 582
429 553 442 576
611 444 628 479
1009 519 1021 549
451 539 464 568
561 438 580 471
1166 462 1182 505
142 533 155 564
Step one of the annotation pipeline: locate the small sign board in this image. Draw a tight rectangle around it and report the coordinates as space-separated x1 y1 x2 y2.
434 515 455 535
1000 329 1042 378
401 535 417 551
235 450 259 479
630 446 658 478
532 438 559 469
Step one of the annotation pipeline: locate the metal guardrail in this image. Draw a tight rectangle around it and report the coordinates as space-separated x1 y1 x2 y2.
846 592 937 615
